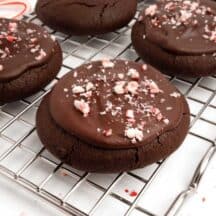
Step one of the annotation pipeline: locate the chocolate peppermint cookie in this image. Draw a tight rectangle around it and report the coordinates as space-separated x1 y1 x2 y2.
0 18 62 103
132 0 216 77
36 0 137 35
36 60 190 172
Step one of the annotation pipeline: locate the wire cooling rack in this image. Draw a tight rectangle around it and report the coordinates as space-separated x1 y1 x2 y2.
0 1 215 215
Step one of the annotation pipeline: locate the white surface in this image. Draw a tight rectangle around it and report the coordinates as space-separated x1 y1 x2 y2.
0 173 68 216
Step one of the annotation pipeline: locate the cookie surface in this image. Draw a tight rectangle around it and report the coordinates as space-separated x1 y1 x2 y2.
0 18 62 103
36 60 190 172
36 0 137 35
132 0 216 77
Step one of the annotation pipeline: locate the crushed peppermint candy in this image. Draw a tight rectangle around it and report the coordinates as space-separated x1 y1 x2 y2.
126 110 135 119
143 0 216 45
35 49 47 61
163 119 170 124
113 81 126 94
145 5 158 17
170 92 181 98
127 68 140 80
125 128 144 142
102 59 115 68
0 19 55 74
126 81 139 95
74 99 90 117
103 129 113 137
0 64 3 71
86 82 94 91
72 85 85 94
64 60 180 144
142 64 147 71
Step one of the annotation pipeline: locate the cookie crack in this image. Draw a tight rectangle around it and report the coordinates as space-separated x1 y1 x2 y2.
135 148 139 166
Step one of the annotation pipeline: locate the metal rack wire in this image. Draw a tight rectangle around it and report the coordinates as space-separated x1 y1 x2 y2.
0 1 215 215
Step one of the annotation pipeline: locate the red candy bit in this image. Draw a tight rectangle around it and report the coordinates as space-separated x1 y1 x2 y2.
60 170 68 176
129 191 138 197
125 189 129 193
124 189 138 197
6 35 17 42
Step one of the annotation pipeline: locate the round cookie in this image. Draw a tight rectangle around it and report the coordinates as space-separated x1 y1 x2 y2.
36 60 190 173
36 0 137 35
0 18 62 103
132 0 216 77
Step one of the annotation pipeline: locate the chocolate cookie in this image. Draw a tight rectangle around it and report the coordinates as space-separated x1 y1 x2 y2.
36 0 137 35
132 0 216 77
0 18 62 103
36 60 190 172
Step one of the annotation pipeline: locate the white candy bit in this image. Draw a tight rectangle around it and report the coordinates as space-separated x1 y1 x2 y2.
126 81 139 94
26 28 35 34
126 110 134 119
113 81 126 94
51 35 56 41
127 69 140 79
73 71 78 78
163 119 170 125
166 107 173 111
125 128 144 142
87 64 93 70
82 91 92 98
118 73 124 79
164 2 174 10
9 22 18 32
102 59 114 68
160 98 166 103
64 88 68 92
30 38 38 43
145 5 158 17
179 10 192 23
74 99 90 117
30 45 40 53
149 81 161 94
103 129 112 137
35 49 47 61
72 85 85 94
142 64 147 71
0 64 3 71
170 92 181 98
86 82 94 91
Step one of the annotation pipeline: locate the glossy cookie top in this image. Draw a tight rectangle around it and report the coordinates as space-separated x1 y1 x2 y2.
0 18 56 82
37 0 119 6
49 60 186 149
139 0 216 55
